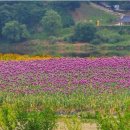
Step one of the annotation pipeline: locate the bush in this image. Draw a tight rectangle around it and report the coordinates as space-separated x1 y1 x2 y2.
2 21 30 42
96 29 124 44
73 22 97 42
48 36 58 44
118 26 130 35
64 34 77 43
26 108 57 130
0 102 57 130
91 38 102 45
99 26 130 35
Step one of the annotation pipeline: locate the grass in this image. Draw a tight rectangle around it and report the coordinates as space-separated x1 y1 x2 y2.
0 87 129 130
72 3 118 25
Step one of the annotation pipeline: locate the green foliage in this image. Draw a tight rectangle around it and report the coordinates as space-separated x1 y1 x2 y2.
0 88 129 130
50 1 79 27
73 22 97 42
0 2 46 29
96 110 130 130
0 102 57 130
64 34 77 43
39 108 57 130
13 2 46 28
51 1 80 11
56 8 75 28
25 109 57 130
118 26 130 35
41 10 62 36
91 38 102 45
99 26 130 35
0 9 13 34
121 2 130 10
0 104 17 130
2 21 30 42
95 29 124 44
63 116 82 130
48 36 58 44
0 1 77 33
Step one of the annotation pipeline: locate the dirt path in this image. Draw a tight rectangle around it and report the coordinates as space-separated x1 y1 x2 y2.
56 122 98 130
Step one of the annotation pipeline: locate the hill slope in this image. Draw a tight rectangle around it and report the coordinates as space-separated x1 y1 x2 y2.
72 2 119 25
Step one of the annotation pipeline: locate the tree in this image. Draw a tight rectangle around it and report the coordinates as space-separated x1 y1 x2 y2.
13 2 46 27
73 22 97 42
41 10 62 36
0 9 13 35
55 8 75 28
51 1 80 11
2 21 30 42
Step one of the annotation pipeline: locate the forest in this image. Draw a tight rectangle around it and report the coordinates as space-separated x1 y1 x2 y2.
1 1 130 43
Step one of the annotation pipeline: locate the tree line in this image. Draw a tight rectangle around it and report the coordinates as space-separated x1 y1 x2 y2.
0 1 80 42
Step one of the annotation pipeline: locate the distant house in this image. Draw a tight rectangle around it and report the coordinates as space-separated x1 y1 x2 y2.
119 15 130 25
113 5 120 11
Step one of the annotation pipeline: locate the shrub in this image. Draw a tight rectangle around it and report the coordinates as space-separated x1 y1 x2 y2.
64 34 77 43
2 21 30 42
118 26 130 35
91 38 102 45
0 102 57 130
96 29 124 44
48 36 58 44
73 22 97 42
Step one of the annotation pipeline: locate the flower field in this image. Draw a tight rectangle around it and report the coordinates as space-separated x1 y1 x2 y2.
0 57 130 94
0 56 129 130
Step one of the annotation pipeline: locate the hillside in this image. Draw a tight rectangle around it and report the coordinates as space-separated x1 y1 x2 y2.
0 1 130 58
72 2 118 25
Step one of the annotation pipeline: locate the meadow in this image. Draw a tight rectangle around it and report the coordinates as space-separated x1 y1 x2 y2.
0 55 129 130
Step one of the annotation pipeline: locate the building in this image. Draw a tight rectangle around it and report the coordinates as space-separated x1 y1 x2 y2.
113 5 120 11
119 15 130 25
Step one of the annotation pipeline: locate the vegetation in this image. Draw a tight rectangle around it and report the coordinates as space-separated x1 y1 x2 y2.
2 21 30 42
0 57 129 130
0 103 57 130
0 1 79 42
0 1 119 44
41 10 62 36
0 89 129 130
72 2 118 25
73 22 97 42
0 53 53 60
94 29 124 44
0 1 79 36
0 1 130 130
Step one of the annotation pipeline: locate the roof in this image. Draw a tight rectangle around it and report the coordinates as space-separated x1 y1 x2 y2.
120 15 130 23
99 2 111 8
